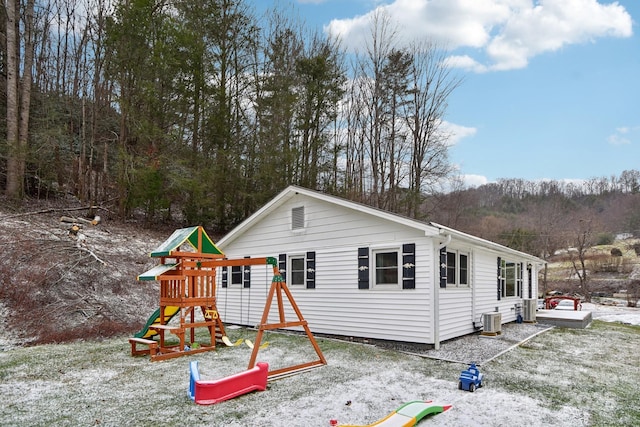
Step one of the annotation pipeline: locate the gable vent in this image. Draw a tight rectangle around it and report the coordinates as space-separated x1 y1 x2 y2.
292 206 305 230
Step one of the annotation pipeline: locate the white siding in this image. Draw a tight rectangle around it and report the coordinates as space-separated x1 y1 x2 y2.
214 188 545 345
438 287 473 341
437 247 545 342
473 250 542 327
217 194 434 344
473 250 503 321
437 244 474 342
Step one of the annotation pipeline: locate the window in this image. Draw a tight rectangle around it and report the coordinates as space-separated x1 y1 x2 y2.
500 259 522 298
460 254 469 285
230 265 243 285
445 250 469 287
222 257 250 288
446 252 456 284
360 245 414 290
290 255 306 286
374 249 399 287
283 252 315 288
291 206 305 230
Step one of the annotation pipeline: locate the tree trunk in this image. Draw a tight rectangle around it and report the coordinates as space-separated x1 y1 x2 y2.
5 0 35 200
5 0 20 198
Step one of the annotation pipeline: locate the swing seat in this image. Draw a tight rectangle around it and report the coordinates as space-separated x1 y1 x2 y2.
244 339 270 350
222 336 244 347
221 336 269 349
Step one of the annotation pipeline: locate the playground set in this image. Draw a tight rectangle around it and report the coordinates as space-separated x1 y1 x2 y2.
130 225 326 379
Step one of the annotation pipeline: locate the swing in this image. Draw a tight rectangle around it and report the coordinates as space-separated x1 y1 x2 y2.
220 267 239 347
221 336 244 347
219 264 269 349
244 339 270 350
241 265 269 350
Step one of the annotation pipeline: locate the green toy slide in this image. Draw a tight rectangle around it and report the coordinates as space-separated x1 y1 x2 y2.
134 306 180 339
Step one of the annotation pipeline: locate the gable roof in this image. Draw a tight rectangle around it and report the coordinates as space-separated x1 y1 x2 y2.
217 186 544 264
150 225 223 257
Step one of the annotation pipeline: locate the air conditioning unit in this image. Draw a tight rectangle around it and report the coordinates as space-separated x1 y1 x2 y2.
482 312 502 335
523 299 537 322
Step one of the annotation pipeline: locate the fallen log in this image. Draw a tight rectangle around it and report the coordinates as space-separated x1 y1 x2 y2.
60 215 101 225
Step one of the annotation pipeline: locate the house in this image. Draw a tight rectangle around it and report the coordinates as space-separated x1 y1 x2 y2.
216 186 545 348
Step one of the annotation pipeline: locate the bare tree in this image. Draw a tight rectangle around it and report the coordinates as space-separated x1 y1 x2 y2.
403 40 461 218
5 0 19 198
5 0 36 200
569 218 595 302
357 10 399 208
341 68 368 202
342 12 461 215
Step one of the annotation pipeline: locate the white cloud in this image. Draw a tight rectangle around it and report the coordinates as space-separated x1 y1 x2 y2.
460 174 489 188
325 0 632 72
607 126 638 146
442 120 477 146
443 55 488 73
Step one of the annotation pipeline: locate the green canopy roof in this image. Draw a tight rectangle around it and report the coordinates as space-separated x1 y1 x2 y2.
150 226 224 257
137 263 179 281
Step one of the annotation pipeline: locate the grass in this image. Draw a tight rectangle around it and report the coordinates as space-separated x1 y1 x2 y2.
1 321 639 426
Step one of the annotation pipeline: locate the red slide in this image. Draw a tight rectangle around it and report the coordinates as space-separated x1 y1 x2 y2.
189 361 268 405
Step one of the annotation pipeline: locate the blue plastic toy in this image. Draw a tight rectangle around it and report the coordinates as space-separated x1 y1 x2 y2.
458 362 483 392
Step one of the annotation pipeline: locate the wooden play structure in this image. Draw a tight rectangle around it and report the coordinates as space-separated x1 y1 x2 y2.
130 226 326 378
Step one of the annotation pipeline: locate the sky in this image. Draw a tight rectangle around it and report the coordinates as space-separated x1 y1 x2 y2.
250 0 639 188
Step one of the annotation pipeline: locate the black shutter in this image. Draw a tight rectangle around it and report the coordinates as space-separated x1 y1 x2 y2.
358 247 369 289
528 265 533 299
402 243 415 289
221 267 228 288
439 247 447 288
278 253 286 279
306 251 316 289
497 257 502 300
243 256 251 288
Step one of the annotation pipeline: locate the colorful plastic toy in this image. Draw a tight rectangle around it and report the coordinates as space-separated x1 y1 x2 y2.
338 400 451 427
458 362 483 392
188 360 268 405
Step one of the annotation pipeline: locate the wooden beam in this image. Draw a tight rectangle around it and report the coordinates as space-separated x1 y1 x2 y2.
247 266 326 377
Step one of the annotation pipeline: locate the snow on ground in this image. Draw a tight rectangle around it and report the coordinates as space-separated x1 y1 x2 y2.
1 303 639 426
582 302 640 325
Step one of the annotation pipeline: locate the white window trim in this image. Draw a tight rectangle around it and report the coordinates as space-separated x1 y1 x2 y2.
226 265 244 288
446 249 471 288
500 259 522 298
288 254 307 287
371 247 401 289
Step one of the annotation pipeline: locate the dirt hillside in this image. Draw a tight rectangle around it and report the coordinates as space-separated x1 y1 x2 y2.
0 197 174 349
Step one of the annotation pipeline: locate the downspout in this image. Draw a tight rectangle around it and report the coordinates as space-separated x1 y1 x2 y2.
472 249 478 331
434 233 451 350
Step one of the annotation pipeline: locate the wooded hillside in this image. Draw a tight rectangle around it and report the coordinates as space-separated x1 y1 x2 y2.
2 1 639 257
2 0 460 231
